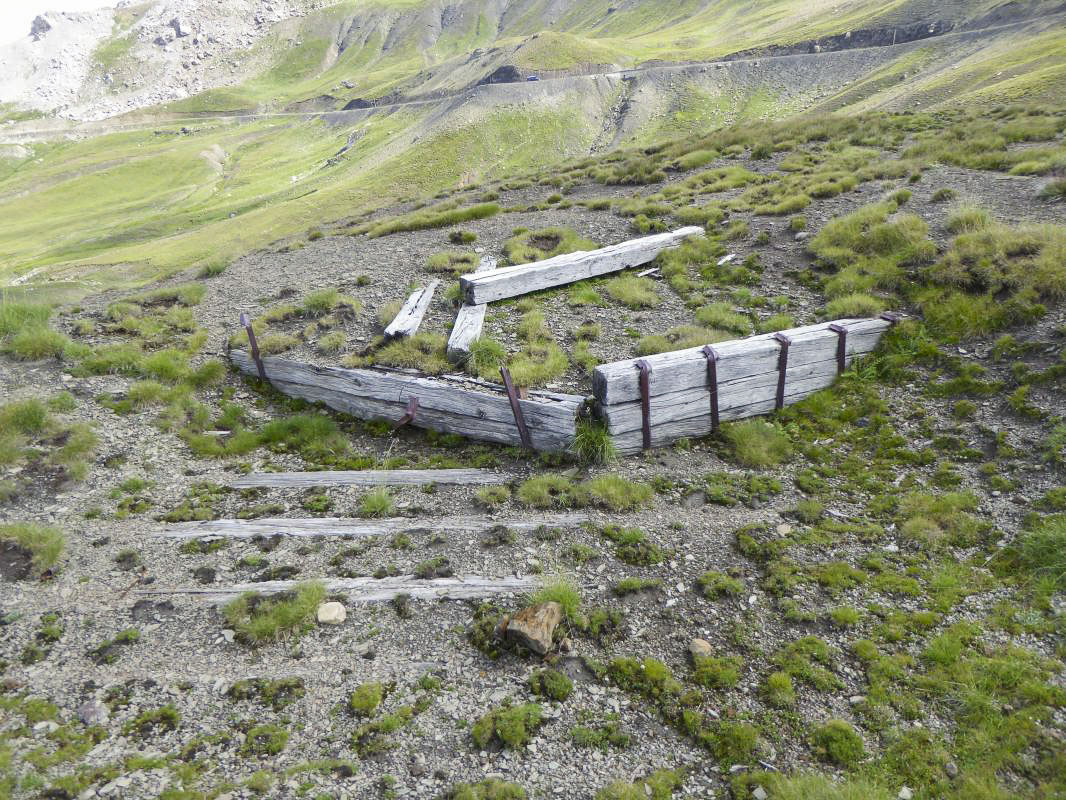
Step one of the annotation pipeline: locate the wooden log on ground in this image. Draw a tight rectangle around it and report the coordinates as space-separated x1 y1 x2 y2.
138 575 538 604
384 280 440 339
447 257 496 364
228 468 508 489
155 513 591 540
460 227 704 304
230 351 583 451
592 316 898 454
593 318 892 406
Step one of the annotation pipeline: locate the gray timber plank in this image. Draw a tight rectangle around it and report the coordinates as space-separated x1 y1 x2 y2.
156 513 591 540
593 318 893 406
460 227 704 304
384 280 440 339
447 257 496 363
228 468 508 489
139 575 538 604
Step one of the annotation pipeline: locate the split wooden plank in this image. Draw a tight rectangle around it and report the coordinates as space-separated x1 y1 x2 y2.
228 468 508 490
593 317 893 406
384 280 440 339
230 351 584 451
155 513 591 540
447 257 496 364
139 575 538 604
460 227 704 304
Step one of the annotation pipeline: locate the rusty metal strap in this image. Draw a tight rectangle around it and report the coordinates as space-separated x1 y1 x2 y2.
772 332 791 411
239 312 266 381
635 359 652 450
394 397 419 430
702 345 720 432
880 311 902 325
499 366 532 449
828 323 848 375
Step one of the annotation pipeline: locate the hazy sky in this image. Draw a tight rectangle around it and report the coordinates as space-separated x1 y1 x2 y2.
1 1 116 46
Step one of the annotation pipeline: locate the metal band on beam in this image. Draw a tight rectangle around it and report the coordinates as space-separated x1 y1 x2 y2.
702 345 720 432
772 332 791 411
635 359 652 450
499 367 532 449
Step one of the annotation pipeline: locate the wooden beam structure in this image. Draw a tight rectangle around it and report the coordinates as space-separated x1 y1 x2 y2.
459 227 703 304
227 468 508 490
155 513 591 540
230 351 584 451
447 257 496 364
139 575 539 604
384 280 440 339
593 317 896 455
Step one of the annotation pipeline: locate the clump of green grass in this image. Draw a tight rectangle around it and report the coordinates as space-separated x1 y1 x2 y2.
825 292 885 318
221 581 326 644
946 205 993 234
506 341 568 387
503 227 596 264
595 769 684 800
761 671 796 708
606 275 660 309
531 576 582 622
1038 178 1066 200
573 421 617 465
368 202 500 238
367 333 450 374
695 302 751 334
755 313 795 333
636 325 730 356
475 485 510 508
359 488 395 518
471 703 544 750
349 682 385 717
721 420 792 468
528 668 573 701
569 283 606 307
692 653 743 689
446 780 526 800
448 230 478 244
809 720 865 766
1012 514 1066 589
697 570 743 598
0 522 65 576
317 331 346 353
427 251 480 274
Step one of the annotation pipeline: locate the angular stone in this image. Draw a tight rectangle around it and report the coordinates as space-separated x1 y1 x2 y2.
505 602 562 655
78 699 110 726
752 788 769 800
689 638 714 660
316 601 346 625
899 788 913 800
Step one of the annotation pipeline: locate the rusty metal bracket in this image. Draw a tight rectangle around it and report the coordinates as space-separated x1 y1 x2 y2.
702 345 720 432
500 366 532 449
880 311 902 325
635 359 653 450
239 312 266 381
394 397 419 430
772 332 791 411
828 323 848 376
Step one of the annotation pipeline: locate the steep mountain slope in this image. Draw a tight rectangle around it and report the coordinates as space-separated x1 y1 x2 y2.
0 0 1063 298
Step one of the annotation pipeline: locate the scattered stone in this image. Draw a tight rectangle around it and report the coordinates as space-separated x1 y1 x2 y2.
221 629 235 643
689 638 714 660
33 720 59 734
316 602 346 625
752 787 769 800
775 523 793 536
945 762 959 779
681 491 706 509
504 602 562 655
899 788 913 800
78 699 110 726
849 695 866 705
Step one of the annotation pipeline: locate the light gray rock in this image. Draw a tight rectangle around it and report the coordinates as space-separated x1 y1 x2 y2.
78 699 110 726
316 601 347 625
505 602 562 655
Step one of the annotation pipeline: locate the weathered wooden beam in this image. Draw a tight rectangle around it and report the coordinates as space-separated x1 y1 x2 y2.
155 513 591 540
447 257 496 364
228 468 508 490
460 227 704 304
139 575 539 605
230 351 583 451
593 318 892 406
599 349 879 436
385 280 440 339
